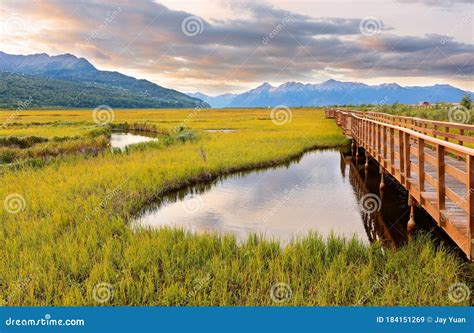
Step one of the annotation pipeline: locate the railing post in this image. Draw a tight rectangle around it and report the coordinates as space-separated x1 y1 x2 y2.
364 119 367 147
372 123 376 155
399 130 405 185
404 132 411 186
369 121 373 153
417 138 425 203
355 115 359 139
390 128 395 174
344 113 347 133
367 121 371 154
382 126 387 168
459 129 464 146
437 145 446 225
377 124 381 160
467 155 473 260
342 113 345 132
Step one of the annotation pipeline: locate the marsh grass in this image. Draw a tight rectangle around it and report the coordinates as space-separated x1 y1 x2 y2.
0 108 470 306
0 135 110 163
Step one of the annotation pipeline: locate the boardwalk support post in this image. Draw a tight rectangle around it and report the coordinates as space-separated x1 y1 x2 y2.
379 165 385 192
355 142 360 161
407 195 416 234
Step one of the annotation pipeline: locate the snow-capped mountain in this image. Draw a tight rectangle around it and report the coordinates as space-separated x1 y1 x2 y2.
189 80 472 108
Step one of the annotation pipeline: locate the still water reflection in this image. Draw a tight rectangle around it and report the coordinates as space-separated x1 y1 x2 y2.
133 149 448 247
110 132 158 150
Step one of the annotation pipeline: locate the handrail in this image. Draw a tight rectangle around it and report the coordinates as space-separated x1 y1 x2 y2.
329 108 474 131
336 108 474 146
364 111 474 131
348 113 474 156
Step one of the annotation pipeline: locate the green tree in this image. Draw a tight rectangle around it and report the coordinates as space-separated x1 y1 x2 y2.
460 95 472 109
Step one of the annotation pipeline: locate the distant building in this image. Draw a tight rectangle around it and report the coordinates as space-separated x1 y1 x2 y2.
418 101 431 107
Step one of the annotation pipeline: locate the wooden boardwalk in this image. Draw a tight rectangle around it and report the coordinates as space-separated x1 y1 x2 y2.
326 109 474 260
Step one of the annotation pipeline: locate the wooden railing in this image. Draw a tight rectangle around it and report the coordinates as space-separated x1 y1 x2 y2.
327 109 474 260
325 109 474 146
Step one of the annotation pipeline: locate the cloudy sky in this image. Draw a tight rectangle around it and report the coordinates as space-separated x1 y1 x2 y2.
1 0 473 94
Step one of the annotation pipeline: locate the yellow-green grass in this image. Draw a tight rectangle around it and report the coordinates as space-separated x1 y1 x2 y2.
0 123 98 138
0 136 109 164
0 123 110 164
0 108 469 306
1 108 281 129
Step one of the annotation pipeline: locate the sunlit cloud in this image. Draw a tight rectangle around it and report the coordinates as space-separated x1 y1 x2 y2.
0 0 472 94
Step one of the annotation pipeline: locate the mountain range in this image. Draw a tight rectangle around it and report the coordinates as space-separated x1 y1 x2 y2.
0 52 208 109
1 51 471 109
189 81 473 108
